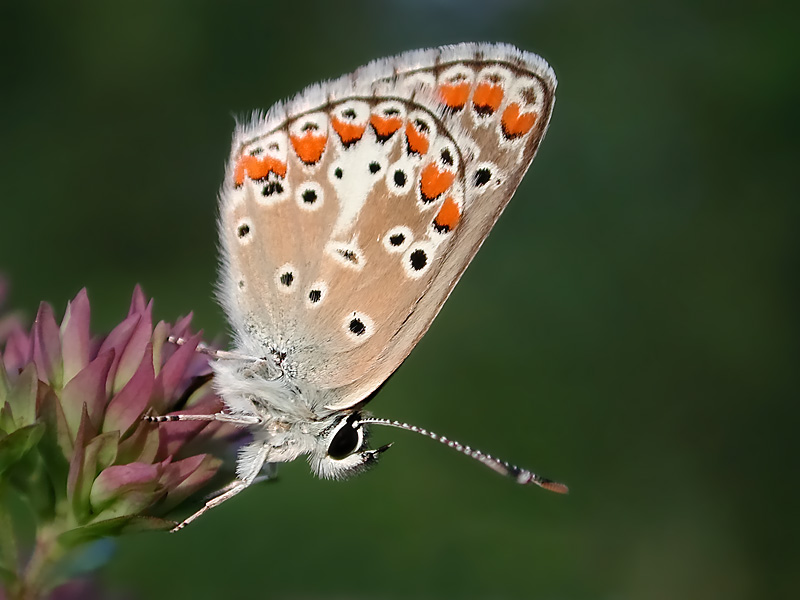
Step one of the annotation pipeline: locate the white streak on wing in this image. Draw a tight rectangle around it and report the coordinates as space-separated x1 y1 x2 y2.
329 139 387 236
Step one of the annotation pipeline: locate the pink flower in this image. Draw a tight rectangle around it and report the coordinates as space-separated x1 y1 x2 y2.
0 286 240 599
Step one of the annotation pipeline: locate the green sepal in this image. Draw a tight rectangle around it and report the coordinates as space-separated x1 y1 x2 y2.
0 422 44 477
57 515 175 549
115 418 160 465
71 431 120 525
66 407 97 525
0 402 14 433
0 362 9 402
0 487 19 583
37 387 72 503
0 565 16 587
7 364 37 429
89 462 165 521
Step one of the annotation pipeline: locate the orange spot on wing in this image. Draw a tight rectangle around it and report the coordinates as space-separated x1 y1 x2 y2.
473 82 504 114
438 81 471 109
405 122 429 155
290 131 328 164
331 117 366 145
233 155 287 186
420 163 455 202
370 114 402 139
433 196 461 232
501 103 537 138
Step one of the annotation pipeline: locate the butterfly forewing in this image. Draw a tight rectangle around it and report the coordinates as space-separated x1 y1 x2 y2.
218 43 556 410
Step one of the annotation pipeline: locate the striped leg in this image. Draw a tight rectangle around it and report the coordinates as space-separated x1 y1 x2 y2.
169 442 271 532
143 413 261 426
211 467 277 497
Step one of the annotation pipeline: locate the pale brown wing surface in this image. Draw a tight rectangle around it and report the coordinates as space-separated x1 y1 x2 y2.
217 43 556 410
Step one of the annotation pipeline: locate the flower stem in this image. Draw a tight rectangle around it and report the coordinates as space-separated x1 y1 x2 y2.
8 524 66 600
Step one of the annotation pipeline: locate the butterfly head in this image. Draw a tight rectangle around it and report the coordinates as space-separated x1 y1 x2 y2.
309 412 392 480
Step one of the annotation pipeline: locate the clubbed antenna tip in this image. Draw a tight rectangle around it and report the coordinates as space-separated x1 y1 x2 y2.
360 418 568 494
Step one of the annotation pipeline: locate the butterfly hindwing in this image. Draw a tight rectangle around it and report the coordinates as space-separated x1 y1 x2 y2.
217 43 556 410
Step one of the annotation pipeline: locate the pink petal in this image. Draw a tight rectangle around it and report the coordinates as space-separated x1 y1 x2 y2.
128 285 148 317
60 288 92 384
153 332 201 410
32 302 63 388
170 313 194 341
93 462 159 495
186 345 215 380
159 453 206 489
159 453 222 512
103 344 154 436
88 335 103 360
3 328 32 375
151 320 170 378
155 394 225 459
89 462 162 517
60 350 114 433
175 386 243 447
112 301 153 393
96 313 139 395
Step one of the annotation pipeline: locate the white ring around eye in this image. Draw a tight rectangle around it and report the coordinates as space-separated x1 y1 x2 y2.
343 311 374 342
296 181 324 211
327 415 364 459
306 280 327 308
402 241 436 280
275 263 297 293
383 226 413 253
235 219 254 244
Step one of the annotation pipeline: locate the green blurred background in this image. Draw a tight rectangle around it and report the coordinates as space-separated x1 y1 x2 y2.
1 1 797 598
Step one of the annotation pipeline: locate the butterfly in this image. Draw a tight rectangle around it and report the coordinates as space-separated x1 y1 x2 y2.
147 42 567 531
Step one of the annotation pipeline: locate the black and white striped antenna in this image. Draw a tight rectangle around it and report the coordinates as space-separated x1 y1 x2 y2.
359 417 568 494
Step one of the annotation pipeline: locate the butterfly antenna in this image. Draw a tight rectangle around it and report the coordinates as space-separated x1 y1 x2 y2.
359 418 568 494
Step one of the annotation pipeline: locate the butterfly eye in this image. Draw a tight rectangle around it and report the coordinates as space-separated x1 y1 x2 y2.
327 414 363 460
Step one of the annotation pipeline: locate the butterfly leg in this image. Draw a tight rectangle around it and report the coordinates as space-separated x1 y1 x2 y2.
210 465 277 497
143 413 261 426
169 442 271 532
168 335 261 362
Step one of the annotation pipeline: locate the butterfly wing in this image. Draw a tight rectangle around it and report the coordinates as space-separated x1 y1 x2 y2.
217 43 556 411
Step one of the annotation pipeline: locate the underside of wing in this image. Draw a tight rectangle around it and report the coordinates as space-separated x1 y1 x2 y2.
216 43 556 411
